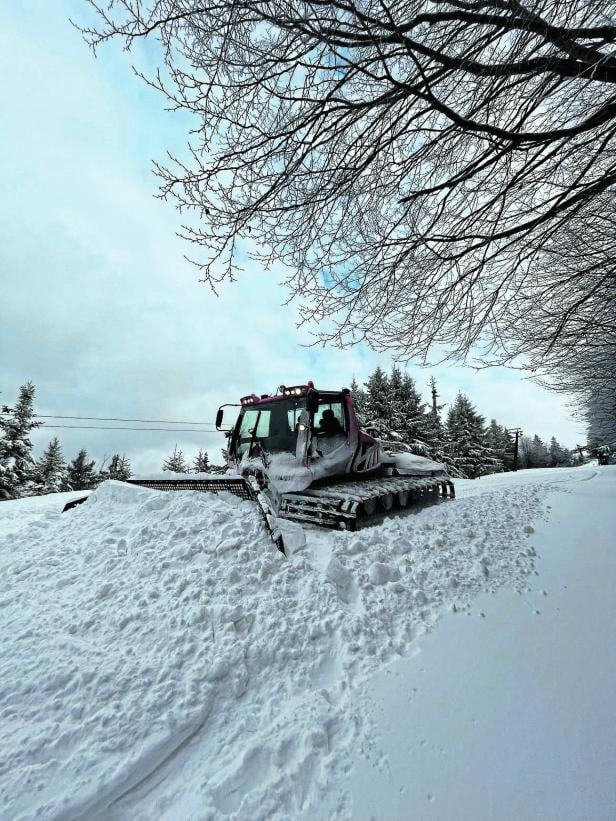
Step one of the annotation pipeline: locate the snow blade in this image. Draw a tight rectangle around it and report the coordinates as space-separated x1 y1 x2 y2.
127 476 258 500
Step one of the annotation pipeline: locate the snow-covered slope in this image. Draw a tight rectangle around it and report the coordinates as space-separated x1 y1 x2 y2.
350 465 616 821
0 467 612 820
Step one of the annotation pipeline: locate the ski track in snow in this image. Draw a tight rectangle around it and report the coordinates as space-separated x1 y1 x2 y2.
0 470 567 820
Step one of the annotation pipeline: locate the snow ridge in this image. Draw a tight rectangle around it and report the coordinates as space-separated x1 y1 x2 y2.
0 478 546 820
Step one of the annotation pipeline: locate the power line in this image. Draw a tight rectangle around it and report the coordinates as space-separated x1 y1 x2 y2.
33 414 217 426
40 424 216 433
0 411 218 428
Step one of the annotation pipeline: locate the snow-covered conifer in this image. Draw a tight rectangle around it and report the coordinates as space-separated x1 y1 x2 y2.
547 437 571 468
421 377 447 460
99 454 132 482
532 435 548 468
386 365 404 433
193 449 210 473
36 437 69 494
0 381 41 499
349 378 366 421
446 393 497 478
67 449 98 490
485 420 511 471
395 371 428 453
363 367 390 434
163 446 188 473
501 428 516 471
110 454 132 481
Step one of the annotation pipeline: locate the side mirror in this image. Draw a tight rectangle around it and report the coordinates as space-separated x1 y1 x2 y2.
307 389 320 415
215 408 224 429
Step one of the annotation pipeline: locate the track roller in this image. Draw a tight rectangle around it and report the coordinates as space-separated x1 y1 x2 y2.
361 498 377 516
380 493 394 511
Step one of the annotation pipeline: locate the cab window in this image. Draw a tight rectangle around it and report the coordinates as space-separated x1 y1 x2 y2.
238 408 270 439
313 399 346 435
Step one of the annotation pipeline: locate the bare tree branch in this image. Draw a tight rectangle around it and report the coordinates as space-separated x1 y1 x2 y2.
79 0 616 388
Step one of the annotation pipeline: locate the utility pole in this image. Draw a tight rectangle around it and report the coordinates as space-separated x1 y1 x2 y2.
429 376 439 415
508 428 523 471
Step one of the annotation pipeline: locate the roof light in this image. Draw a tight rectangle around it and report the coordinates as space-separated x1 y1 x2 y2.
240 394 260 406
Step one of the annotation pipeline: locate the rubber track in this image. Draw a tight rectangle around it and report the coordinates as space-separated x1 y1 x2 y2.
279 474 455 531
299 474 453 502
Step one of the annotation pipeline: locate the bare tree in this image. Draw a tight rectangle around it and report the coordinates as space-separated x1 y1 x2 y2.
82 0 616 365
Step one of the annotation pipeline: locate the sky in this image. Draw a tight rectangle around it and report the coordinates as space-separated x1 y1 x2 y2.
0 1 587 473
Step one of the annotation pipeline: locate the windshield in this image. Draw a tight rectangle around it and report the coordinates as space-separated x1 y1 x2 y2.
234 398 306 457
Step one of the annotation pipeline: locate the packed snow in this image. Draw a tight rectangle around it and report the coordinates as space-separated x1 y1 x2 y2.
0 466 614 820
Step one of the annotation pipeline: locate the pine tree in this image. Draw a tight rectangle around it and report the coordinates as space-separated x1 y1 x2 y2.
163 445 188 473
99 453 132 482
121 455 132 480
109 454 132 480
485 419 509 472
547 437 571 468
396 371 429 453
0 381 41 499
193 449 210 473
67 449 98 490
36 437 69 494
363 367 390 434
350 377 366 421
532 435 549 468
485 419 503 451
386 365 404 434
500 428 516 471
422 377 446 460
446 393 497 478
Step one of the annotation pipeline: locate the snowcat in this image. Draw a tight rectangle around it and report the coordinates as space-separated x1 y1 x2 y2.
64 383 454 554
597 446 616 466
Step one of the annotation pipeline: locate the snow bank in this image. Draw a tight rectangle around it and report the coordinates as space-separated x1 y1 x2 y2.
0 477 547 820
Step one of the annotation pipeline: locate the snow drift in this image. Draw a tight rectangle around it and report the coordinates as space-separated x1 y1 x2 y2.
0 478 547 820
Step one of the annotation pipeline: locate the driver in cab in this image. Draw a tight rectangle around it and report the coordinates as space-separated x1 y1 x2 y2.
317 408 343 437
